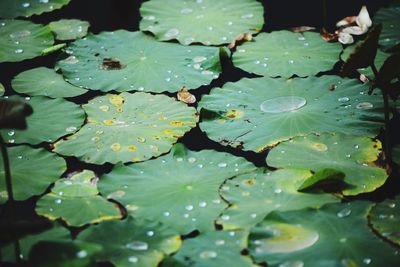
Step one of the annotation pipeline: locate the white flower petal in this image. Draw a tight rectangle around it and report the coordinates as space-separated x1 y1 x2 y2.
338 32 354 44
356 6 372 28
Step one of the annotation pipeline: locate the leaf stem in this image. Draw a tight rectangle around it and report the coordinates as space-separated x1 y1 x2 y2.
382 91 392 163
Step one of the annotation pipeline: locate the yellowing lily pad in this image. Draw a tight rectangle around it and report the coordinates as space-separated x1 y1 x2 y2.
77 217 181 267
199 76 386 153
232 31 341 77
98 144 257 234
0 145 66 201
267 133 388 196
218 169 339 229
36 170 122 227
54 92 198 164
0 0 71 19
57 31 222 93
49 19 89 41
12 67 87 98
139 0 264 45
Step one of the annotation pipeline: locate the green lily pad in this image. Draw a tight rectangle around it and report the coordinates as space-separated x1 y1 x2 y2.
139 0 263 45
369 196 400 246
163 230 257 267
267 133 388 196
232 31 341 77
374 5 400 51
218 169 339 230
249 202 400 266
54 92 198 164
56 31 221 93
77 217 181 267
0 19 54 63
341 45 391 79
49 19 89 41
2 224 71 262
0 145 66 201
0 0 70 19
12 67 87 98
1 96 85 145
36 170 122 227
0 83 4 96
199 76 386 152
99 144 257 234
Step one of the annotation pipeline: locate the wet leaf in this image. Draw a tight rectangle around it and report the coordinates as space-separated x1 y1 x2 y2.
218 169 339 229
0 0 71 19
12 67 87 98
0 98 33 130
99 144 257 234
49 19 89 41
0 19 54 63
77 217 181 267
249 202 400 266
54 92 198 164
233 31 341 77
0 96 85 145
267 133 388 196
374 5 400 51
369 196 400 246
0 145 66 201
36 170 122 227
139 0 264 45
57 31 222 93
199 76 386 153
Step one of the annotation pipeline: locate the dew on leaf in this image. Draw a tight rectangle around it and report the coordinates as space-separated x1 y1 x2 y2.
260 96 307 113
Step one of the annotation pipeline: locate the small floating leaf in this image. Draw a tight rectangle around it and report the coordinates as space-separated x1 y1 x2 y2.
139 0 263 45
49 19 89 41
0 0 71 19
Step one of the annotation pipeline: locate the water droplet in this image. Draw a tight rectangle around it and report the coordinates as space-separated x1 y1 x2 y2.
76 250 87 258
356 102 373 110
8 139 15 144
260 96 307 113
128 256 139 263
289 60 294 64
126 241 148 251
55 199 62 204
39 0 49 4
221 214 230 221
181 8 193 14
163 211 170 217
185 205 194 211
363 258 372 264
338 97 350 102
10 30 31 39
241 14 254 19
278 261 304 267
199 201 207 208
144 15 155 20
66 126 77 132
187 157 196 163
200 251 217 259
337 208 351 218
165 77 171 82
215 239 225 246
146 230 154 237
17 155 23 159
22 2 30 8
218 162 227 168
354 144 359 149
8 130 15 136
340 238 347 243
165 28 179 38
389 203 396 208
298 36 306 41
251 213 257 218
345 154 351 158
254 60 260 64
274 188 282 194
15 49 24 54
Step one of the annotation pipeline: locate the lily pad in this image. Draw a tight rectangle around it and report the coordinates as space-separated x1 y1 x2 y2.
56 31 221 93
249 202 400 266
341 45 391 79
49 19 89 41
0 145 66 201
218 169 339 230
163 230 257 267
36 170 122 227
12 67 87 98
139 0 263 45
199 76 386 152
98 144 257 234
374 5 400 50
77 217 181 267
0 83 4 95
1 96 85 145
369 196 400 246
267 133 388 196
54 92 198 164
0 19 54 63
232 31 341 77
0 0 71 19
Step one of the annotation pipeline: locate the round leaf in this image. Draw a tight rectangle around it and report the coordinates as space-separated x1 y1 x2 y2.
98 144 257 234
77 217 181 267
369 196 400 246
0 0 71 19
0 19 54 63
218 169 339 229
199 76 386 152
249 202 400 266
374 5 400 50
267 133 388 196
36 170 122 227
12 67 87 98
54 92 198 164
232 31 341 77
49 19 89 41
0 145 66 201
57 31 221 93
139 0 263 45
1 96 85 145
163 230 257 267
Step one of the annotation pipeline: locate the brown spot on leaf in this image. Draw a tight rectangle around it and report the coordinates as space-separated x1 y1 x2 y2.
100 57 126 70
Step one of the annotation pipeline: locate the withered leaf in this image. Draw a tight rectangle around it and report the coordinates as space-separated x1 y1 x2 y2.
177 87 196 104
